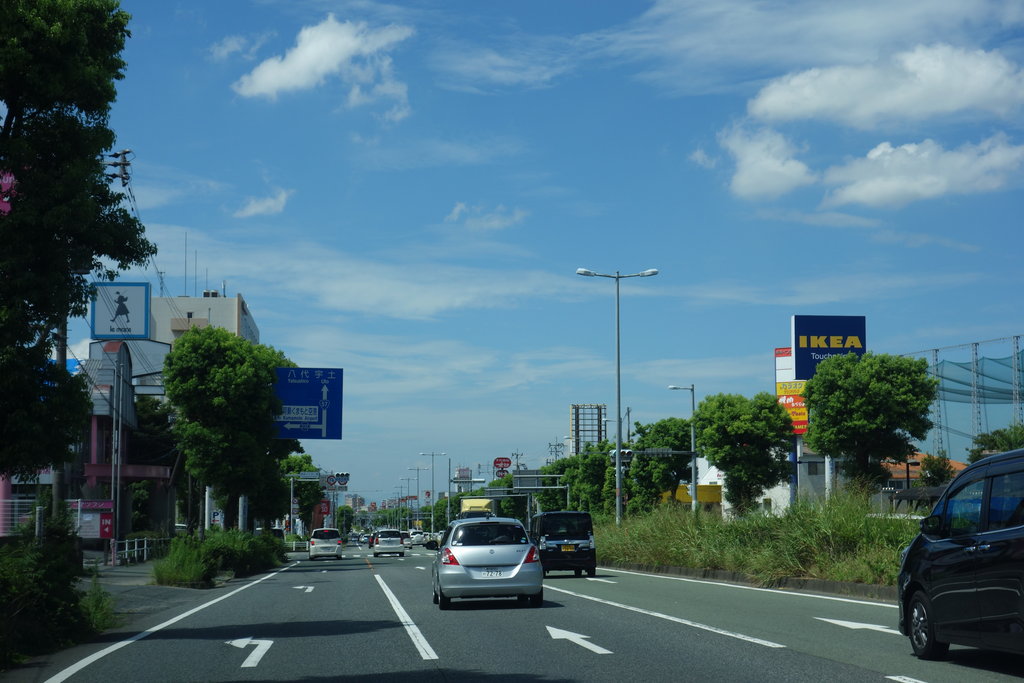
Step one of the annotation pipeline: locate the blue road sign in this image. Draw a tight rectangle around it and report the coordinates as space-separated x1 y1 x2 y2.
273 367 343 440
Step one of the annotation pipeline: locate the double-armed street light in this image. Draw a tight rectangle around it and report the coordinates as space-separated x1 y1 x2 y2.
576 267 659 525
668 384 699 512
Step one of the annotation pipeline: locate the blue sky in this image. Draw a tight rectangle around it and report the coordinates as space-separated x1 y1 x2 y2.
70 1 1024 505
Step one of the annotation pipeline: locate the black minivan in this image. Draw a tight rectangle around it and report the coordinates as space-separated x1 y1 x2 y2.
530 511 596 577
898 448 1024 659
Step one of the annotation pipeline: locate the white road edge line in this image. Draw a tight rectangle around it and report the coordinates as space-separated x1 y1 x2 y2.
602 567 897 608
374 574 439 660
45 561 300 683
886 677 929 683
545 585 785 649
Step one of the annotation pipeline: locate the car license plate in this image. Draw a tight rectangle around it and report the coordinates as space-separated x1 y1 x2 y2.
561 545 575 552
483 567 503 577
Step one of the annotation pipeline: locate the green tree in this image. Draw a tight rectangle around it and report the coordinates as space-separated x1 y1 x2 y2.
804 353 937 483
917 453 956 487
628 417 693 513
967 423 1024 463
0 0 156 478
694 393 793 515
163 326 299 528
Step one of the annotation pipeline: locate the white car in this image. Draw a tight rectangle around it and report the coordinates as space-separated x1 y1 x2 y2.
410 531 426 545
373 529 405 557
307 528 343 560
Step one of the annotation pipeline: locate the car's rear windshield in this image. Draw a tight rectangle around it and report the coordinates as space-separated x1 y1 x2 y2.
377 530 401 539
312 529 340 540
538 514 592 537
453 523 528 546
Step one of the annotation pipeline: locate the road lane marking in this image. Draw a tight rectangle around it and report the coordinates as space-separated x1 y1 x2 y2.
546 626 612 654
886 677 928 683
293 585 315 593
45 562 299 683
815 618 901 636
586 578 616 583
603 567 896 608
546 585 785 648
226 637 273 668
374 574 439 660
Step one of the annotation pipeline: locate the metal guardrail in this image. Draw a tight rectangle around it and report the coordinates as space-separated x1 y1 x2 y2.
113 537 171 565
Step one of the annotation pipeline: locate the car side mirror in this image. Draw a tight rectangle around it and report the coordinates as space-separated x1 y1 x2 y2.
919 515 942 536
424 540 438 551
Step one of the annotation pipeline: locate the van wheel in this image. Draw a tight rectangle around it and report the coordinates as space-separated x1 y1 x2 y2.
575 569 583 577
908 591 949 660
586 567 596 577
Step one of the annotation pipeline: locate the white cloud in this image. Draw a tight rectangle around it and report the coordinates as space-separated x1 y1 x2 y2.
209 33 273 62
233 188 294 218
444 202 467 223
353 136 525 171
431 40 575 92
232 14 414 120
689 148 716 169
595 0 1022 94
758 209 980 252
822 134 1024 208
718 127 816 199
749 44 1024 128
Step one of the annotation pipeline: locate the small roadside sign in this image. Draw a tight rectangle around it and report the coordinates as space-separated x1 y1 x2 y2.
495 468 509 477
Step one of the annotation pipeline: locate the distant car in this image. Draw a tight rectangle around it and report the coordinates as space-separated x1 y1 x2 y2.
531 511 596 577
426 517 543 609
268 528 285 541
410 531 426 546
308 528 343 560
898 448 1024 659
373 529 405 557
368 532 377 548
400 531 412 548
359 533 370 544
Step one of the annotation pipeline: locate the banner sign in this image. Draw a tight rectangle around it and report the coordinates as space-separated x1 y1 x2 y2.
776 381 808 435
91 282 151 339
791 315 866 380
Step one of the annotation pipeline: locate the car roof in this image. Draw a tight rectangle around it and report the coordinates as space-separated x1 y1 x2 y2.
971 447 1024 468
449 516 523 527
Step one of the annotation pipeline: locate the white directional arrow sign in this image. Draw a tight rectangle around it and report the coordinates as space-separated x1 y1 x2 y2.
226 637 274 668
546 626 612 654
293 585 314 593
814 618 901 636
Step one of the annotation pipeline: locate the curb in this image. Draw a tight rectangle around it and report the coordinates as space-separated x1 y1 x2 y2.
604 562 898 603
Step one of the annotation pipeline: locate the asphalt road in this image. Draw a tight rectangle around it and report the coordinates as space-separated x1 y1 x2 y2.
8 546 1024 682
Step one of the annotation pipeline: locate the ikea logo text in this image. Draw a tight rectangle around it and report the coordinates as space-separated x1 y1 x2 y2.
798 335 863 349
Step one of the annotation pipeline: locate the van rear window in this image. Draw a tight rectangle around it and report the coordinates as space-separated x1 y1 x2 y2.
539 514 592 537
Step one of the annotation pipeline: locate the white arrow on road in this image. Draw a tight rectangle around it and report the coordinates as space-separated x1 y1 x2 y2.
815 617 901 636
226 637 273 668
546 626 612 654
293 585 314 593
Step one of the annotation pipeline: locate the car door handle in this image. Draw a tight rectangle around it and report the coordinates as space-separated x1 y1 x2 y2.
976 544 992 552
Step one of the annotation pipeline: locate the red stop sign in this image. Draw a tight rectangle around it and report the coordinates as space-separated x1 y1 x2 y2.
494 457 512 469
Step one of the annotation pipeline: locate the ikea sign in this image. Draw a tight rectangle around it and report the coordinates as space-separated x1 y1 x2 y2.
791 315 866 380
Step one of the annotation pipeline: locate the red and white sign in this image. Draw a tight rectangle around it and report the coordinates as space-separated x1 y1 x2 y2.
494 457 512 469
320 500 330 515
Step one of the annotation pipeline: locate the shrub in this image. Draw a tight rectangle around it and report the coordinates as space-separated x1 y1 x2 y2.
154 535 217 587
0 513 92 670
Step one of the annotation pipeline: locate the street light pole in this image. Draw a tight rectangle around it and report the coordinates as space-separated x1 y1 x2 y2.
408 466 428 529
577 267 659 525
668 384 699 512
401 477 414 529
420 452 445 533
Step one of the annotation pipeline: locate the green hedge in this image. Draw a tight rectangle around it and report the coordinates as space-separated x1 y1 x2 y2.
154 529 285 587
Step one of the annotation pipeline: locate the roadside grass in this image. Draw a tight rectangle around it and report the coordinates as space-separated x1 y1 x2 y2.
595 489 919 586
154 528 285 588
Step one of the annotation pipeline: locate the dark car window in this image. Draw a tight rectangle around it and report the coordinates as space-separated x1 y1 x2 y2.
988 470 1024 530
538 514 592 537
312 529 340 540
454 523 527 546
378 530 401 539
941 479 985 537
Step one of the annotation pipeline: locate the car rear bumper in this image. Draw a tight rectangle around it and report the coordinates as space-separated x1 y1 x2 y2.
436 565 543 598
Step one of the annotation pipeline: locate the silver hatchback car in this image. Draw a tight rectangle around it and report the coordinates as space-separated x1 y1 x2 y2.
426 517 543 609
373 528 405 557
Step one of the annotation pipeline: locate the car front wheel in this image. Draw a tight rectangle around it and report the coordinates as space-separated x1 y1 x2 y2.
908 591 949 660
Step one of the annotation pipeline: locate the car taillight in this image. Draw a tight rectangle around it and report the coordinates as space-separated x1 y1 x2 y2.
337 540 343 545
309 540 315 546
441 548 460 565
538 535 547 550
524 546 539 563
